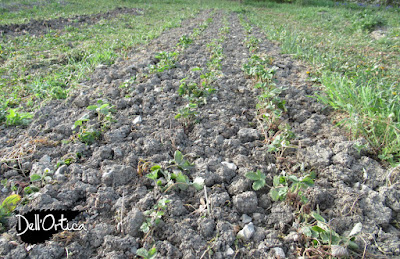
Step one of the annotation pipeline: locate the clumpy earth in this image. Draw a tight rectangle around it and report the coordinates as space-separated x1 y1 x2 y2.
1 9 399 259
0 7 143 36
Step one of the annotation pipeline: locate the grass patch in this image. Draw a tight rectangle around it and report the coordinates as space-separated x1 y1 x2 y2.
0 2 199 116
246 0 400 164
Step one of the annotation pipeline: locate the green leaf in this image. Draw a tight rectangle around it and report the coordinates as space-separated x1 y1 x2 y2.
140 223 150 234
30 174 42 182
269 188 280 201
273 175 281 186
278 186 288 200
87 105 97 110
174 150 183 165
301 176 314 187
312 212 326 223
311 225 325 233
150 165 161 171
252 179 265 191
288 175 299 183
301 226 313 237
146 170 159 180
347 240 359 250
1 194 21 213
136 247 149 258
148 247 157 259
245 171 260 181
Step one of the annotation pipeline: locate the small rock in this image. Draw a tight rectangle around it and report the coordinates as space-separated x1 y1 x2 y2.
237 222 255 240
284 232 300 242
238 128 260 143
73 95 89 108
225 246 235 256
124 208 145 237
270 247 285 258
242 214 252 224
55 165 68 175
133 116 142 125
233 191 258 214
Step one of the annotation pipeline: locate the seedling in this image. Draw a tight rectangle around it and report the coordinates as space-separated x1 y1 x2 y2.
87 100 115 129
5 109 33 126
140 198 170 237
136 247 157 259
245 170 267 190
175 102 199 128
269 171 316 205
300 212 360 256
177 35 193 49
0 194 21 231
24 168 53 195
145 150 202 192
149 51 178 73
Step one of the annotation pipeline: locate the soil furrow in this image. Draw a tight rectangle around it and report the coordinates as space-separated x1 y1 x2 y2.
0 7 143 37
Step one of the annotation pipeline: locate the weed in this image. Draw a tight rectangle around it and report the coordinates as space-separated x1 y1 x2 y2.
145 150 202 192
175 102 199 128
0 194 21 232
136 246 157 259
245 170 267 190
300 212 360 256
352 10 386 32
140 198 170 235
270 171 316 205
177 34 193 49
149 51 178 73
5 109 33 126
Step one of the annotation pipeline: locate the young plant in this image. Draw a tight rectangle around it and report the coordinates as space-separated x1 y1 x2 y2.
270 171 316 205
145 151 202 192
5 109 33 126
87 100 115 129
0 194 21 231
140 198 171 235
245 170 267 190
300 212 360 256
136 246 157 259
149 51 178 73
175 102 199 128
24 168 53 195
177 35 193 49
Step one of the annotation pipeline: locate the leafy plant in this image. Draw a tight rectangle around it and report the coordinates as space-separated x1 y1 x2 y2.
300 212 360 254
77 128 101 145
87 100 115 127
140 198 171 234
0 194 21 231
136 246 157 259
245 36 261 52
175 102 199 127
5 109 33 126
270 171 316 204
177 35 193 49
24 168 53 195
149 51 178 73
245 170 267 190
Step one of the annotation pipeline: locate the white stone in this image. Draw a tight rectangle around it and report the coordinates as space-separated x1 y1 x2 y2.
241 214 252 224
133 116 142 125
237 222 255 240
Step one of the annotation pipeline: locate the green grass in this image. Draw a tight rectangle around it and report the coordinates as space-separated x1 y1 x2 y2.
1 0 400 164
246 1 400 164
0 2 200 121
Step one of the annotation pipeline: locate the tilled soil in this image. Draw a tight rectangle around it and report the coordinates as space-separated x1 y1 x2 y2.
0 7 143 37
0 9 399 259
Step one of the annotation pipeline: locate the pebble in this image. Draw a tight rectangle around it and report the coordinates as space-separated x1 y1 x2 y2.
237 222 255 240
